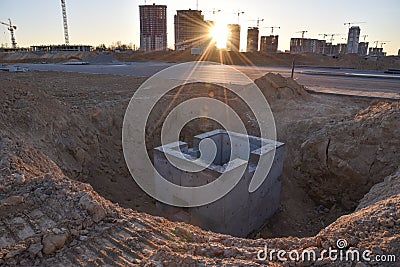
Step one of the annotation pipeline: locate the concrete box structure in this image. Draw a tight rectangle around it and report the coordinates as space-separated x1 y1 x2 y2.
154 130 285 237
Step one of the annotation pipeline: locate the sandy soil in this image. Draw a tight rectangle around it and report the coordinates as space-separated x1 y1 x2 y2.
1 50 400 70
0 70 399 266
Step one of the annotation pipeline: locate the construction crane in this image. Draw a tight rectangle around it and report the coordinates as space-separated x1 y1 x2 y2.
344 21 366 28
264 26 280 35
248 18 264 28
324 34 342 55
206 8 221 20
0 19 17 48
374 41 390 48
296 30 308 39
234 10 245 24
61 0 70 44
361 35 368 42
318 33 329 40
211 9 221 15
318 34 329 54
328 34 342 44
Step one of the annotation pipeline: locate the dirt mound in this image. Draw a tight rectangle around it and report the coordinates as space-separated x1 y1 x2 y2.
0 51 98 63
357 169 400 210
0 73 153 215
254 73 309 101
0 134 399 266
85 54 120 64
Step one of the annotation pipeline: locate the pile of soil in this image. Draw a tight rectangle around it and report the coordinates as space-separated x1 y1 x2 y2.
0 51 97 64
357 168 400 211
85 54 120 65
254 73 309 101
2 51 400 71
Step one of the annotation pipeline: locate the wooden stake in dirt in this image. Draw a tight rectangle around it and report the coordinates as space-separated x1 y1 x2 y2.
291 57 296 79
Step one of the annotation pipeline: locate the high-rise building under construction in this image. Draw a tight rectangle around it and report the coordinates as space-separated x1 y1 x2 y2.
260 35 279 53
174 9 208 51
347 26 360 54
358 42 369 56
227 24 241 51
139 4 167 52
247 27 259 52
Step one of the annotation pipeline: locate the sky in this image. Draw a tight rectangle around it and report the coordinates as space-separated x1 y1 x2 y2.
1 0 399 55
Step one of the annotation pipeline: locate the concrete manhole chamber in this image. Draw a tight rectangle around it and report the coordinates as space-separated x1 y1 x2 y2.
154 130 285 237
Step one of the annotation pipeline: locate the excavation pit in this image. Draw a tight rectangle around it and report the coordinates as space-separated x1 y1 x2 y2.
154 130 285 237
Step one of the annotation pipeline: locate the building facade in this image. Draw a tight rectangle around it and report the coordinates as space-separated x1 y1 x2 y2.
316 40 327 54
247 27 259 52
227 24 241 51
369 47 386 57
174 9 208 51
30 45 92 52
260 35 279 53
290 38 318 54
347 26 360 54
358 42 369 56
139 4 167 52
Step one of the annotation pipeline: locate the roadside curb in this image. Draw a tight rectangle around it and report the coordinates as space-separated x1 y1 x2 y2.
301 71 400 80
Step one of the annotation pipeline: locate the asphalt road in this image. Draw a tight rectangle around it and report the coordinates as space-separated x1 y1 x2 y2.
16 62 400 99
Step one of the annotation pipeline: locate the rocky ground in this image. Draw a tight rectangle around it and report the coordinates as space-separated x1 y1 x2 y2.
0 71 399 266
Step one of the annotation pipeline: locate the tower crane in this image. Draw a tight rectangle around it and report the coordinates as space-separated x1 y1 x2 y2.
264 26 280 35
295 31 308 53
248 18 264 28
374 41 390 48
211 8 221 15
328 33 342 43
318 34 329 54
318 33 329 40
206 8 221 20
361 35 368 42
234 10 245 24
61 0 70 44
325 34 342 55
296 30 308 39
0 19 17 48
344 21 366 28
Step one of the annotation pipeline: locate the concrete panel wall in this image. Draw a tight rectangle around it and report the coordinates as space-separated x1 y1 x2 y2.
154 130 285 237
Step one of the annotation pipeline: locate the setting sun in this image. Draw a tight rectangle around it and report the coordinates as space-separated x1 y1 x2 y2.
209 24 228 49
